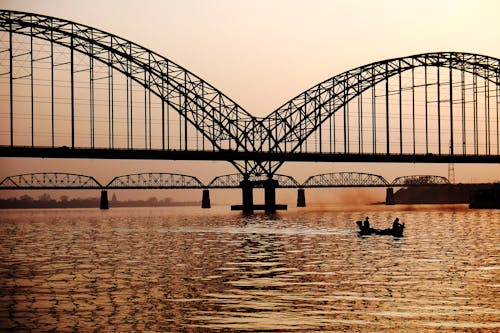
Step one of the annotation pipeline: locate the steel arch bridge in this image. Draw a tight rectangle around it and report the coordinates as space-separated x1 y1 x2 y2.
259 52 500 175
1 10 499 176
0 171 452 190
390 175 450 186
303 172 390 188
0 172 102 189
106 173 204 189
0 10 499 212
0 10 263 174
208 173 300 188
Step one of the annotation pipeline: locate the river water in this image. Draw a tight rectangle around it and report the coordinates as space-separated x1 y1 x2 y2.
0 205 498 332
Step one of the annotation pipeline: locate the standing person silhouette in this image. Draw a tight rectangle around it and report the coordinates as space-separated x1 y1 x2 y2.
363 216 370 232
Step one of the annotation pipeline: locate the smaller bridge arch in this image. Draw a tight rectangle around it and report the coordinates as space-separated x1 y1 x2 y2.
302 172 390 187
390 175 450 186
105 173 205 189
208 173 300 188
0 172 102 189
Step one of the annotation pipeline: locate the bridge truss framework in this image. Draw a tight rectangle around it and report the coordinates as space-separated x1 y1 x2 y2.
0 10 499 211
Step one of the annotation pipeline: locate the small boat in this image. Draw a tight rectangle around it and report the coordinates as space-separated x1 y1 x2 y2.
356 220 404 237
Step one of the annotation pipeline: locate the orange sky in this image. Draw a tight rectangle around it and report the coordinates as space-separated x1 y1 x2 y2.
0 0 499 203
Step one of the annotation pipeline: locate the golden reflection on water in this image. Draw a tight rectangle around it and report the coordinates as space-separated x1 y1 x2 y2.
0 205 498 332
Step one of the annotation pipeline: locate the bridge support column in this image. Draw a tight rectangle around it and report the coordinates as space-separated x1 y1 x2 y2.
264 179 279 214
241 180 254 214
201 189 211 209
297 188 306 207
386 187 395 205
100 190 109 210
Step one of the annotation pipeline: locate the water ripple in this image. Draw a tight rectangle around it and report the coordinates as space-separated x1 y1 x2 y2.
0 206 498 331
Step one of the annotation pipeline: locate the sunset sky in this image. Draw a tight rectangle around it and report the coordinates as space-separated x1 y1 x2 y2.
0 0 499 204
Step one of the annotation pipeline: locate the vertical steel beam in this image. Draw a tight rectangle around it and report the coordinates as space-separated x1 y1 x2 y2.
473 66 478 155
148 70 152 150
167 70 170 150
385 62 389 154
130 56 133 150
318 95 322 153
144 70 147 149
300 92 305 153
89 36 94 149
343 97 347 153
449 62 453 155
346 101 349 153
184 72 188 151
51 29 54 148
202 82 205 151
161 76 165 150
178 88 182 150
496 71 499 155
358 76 363 153
30 26 34 147
333 99 336 153
70 33 75 149
398 60 402 154
461 67 466 154
329 95 332 153
437 63 441 155
372 68 376 153
485 78 490 155
126 61 130 149
9 26 13 147
425 62 429 154
411 62 415 154
108 48 113 148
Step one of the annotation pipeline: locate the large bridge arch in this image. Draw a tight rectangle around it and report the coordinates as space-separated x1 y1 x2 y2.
1 10 499 181
262 52 500 161
0 10 260 155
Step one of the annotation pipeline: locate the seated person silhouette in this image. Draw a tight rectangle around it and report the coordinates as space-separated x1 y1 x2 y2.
392 217 404 236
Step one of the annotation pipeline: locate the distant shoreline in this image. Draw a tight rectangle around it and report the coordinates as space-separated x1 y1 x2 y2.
0 196 200 209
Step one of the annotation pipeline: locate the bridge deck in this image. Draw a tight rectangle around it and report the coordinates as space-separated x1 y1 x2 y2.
1 146 499 163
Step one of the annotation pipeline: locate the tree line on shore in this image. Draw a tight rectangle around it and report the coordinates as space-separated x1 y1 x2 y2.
0 193 200 209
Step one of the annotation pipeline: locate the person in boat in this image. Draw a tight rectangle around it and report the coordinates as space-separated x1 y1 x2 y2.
392 217 401 229
392 217 404 236
356 217 371 234
358 216 371 234
363 217 370 230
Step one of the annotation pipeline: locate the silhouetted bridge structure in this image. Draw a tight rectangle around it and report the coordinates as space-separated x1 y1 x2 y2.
0 171 455 209
0 10 499 212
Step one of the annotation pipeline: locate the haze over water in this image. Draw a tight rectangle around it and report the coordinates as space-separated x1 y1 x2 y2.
0 205 498 332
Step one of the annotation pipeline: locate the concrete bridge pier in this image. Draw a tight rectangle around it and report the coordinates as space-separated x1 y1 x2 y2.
230 179 254 213
201 189 211 208
231 178 287 214
100 190 109 210
241 180 254 214
386 187 395 205
297 188 306 207
264 179 279 214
